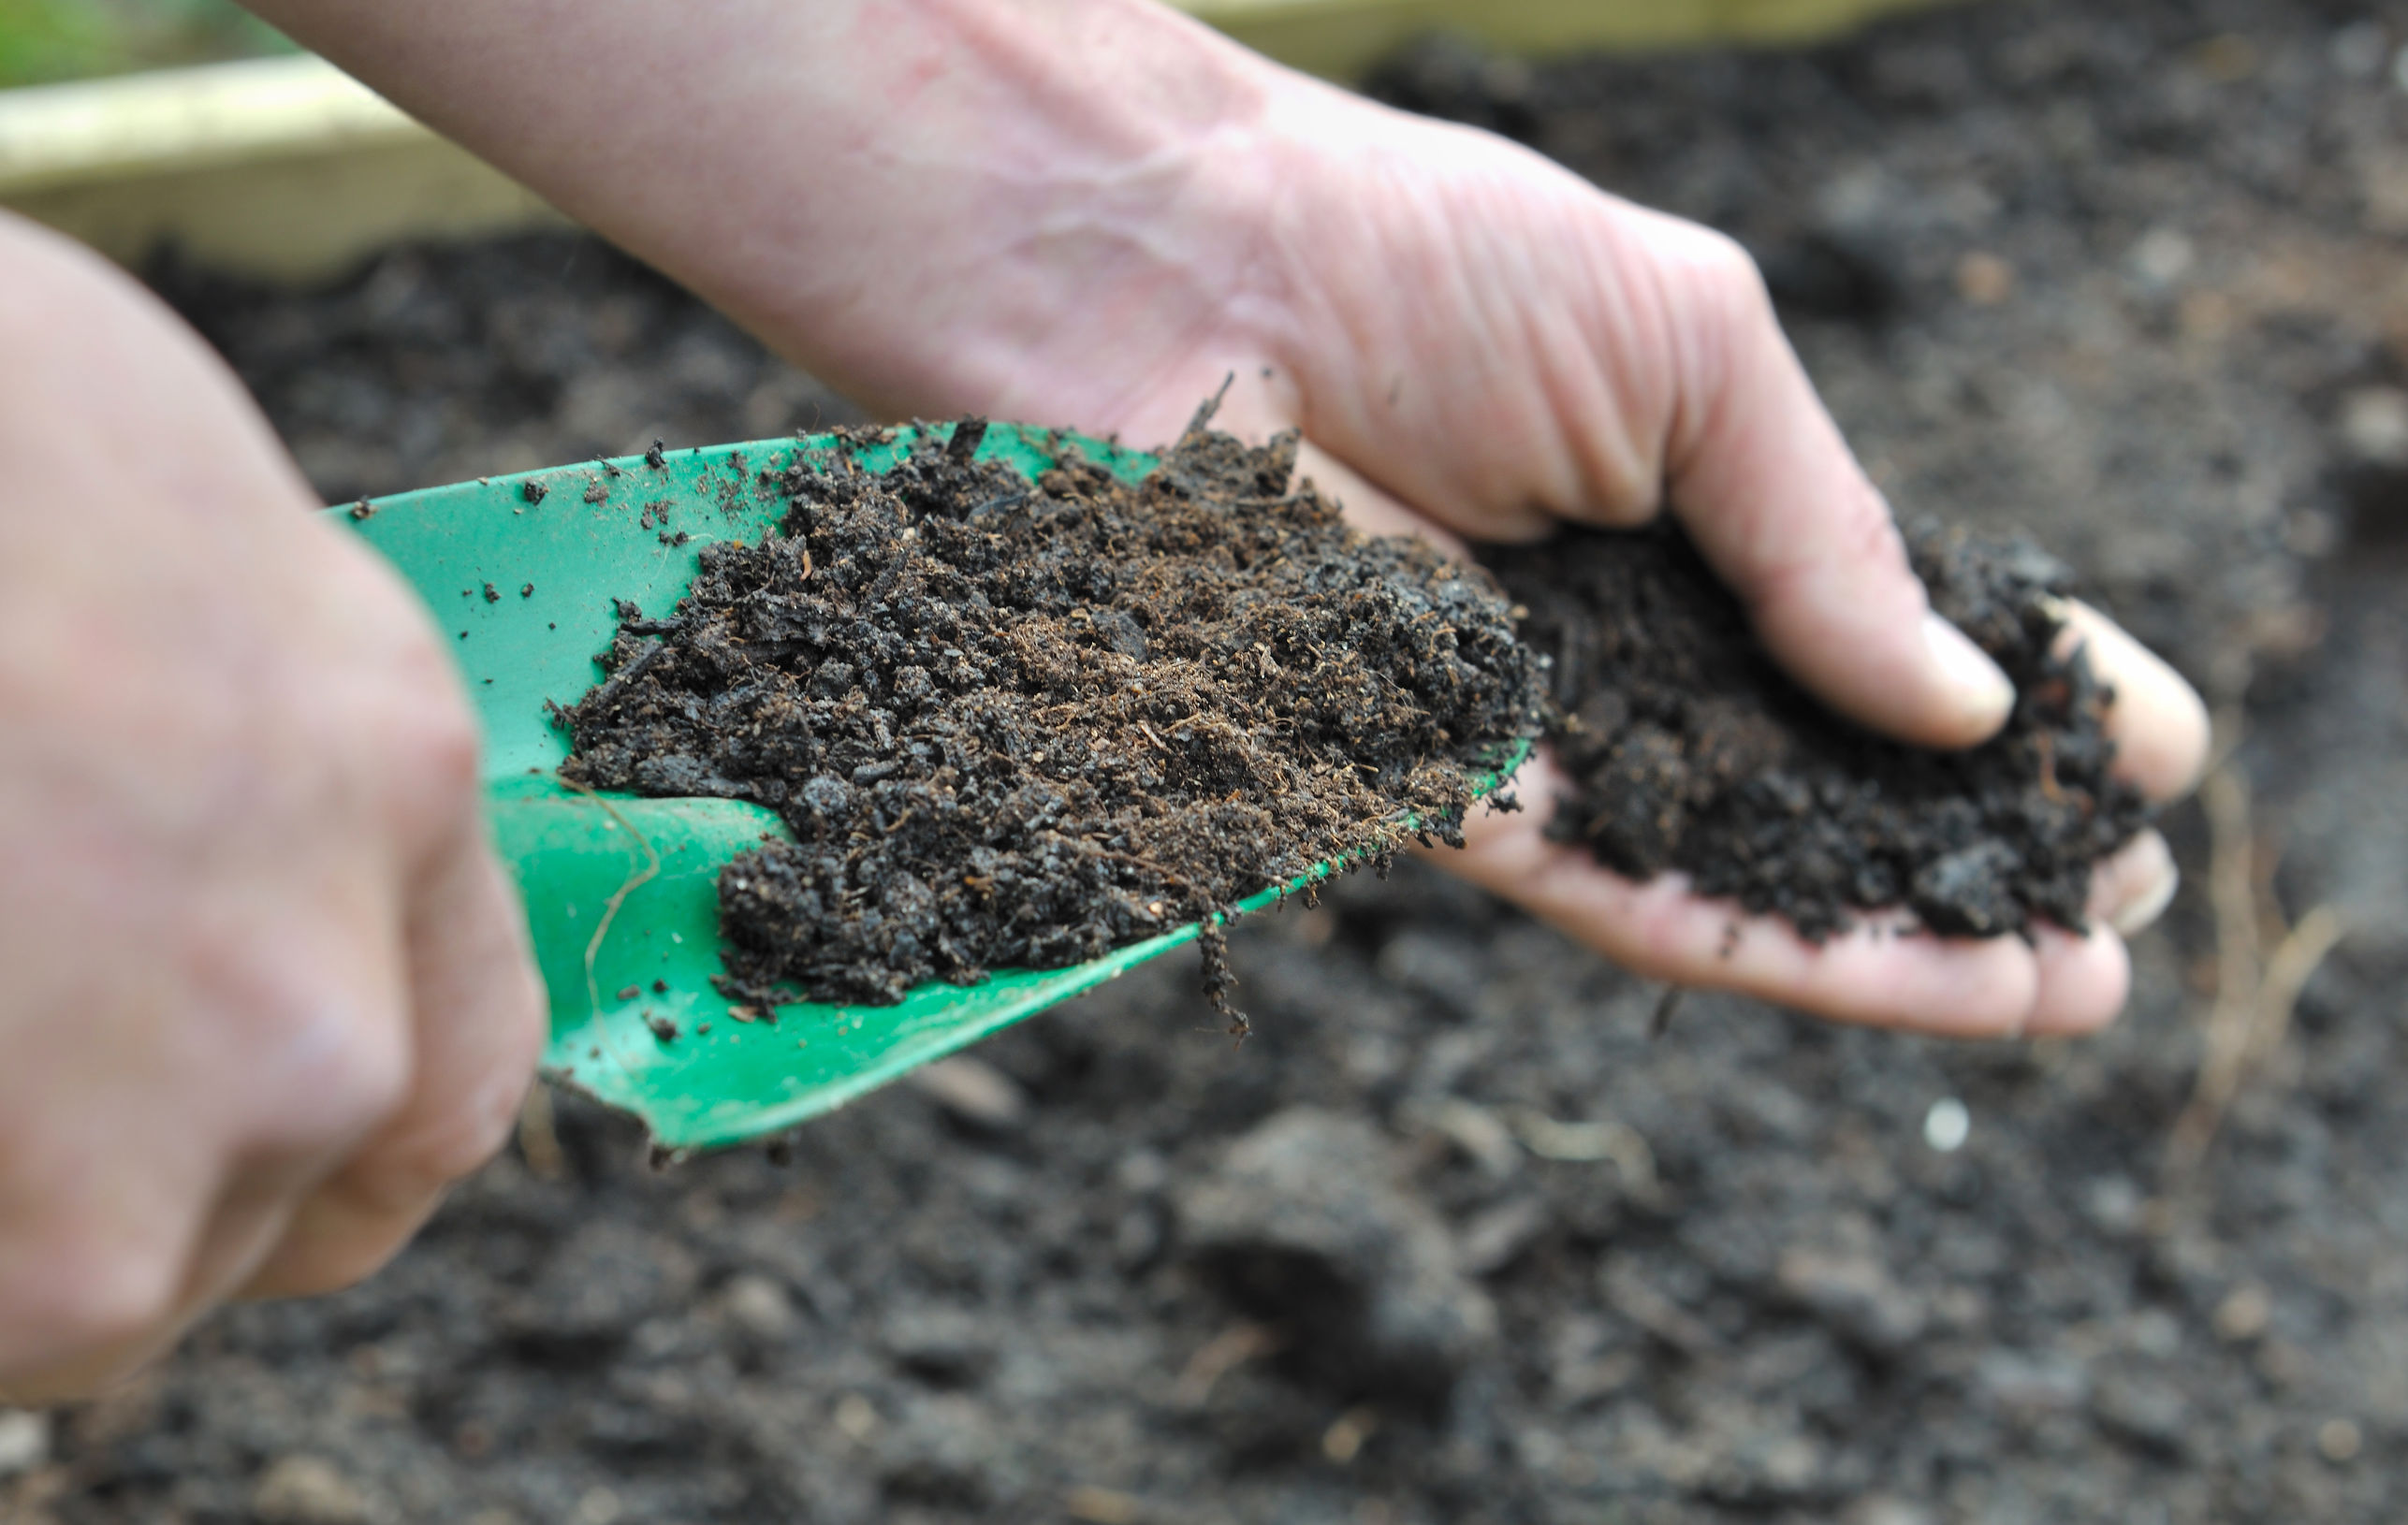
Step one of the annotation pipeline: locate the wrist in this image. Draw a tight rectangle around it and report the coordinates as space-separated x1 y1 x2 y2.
745 0 1302 425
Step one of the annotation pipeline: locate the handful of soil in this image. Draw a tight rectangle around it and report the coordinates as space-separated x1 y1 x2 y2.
1483 522 2150 941
562 413 1545 1008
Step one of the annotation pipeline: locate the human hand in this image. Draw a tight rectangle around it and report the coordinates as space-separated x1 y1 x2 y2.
781 40 2203 1033
754 21 2208 1036
0 216 545 1402
235 0 2205 1034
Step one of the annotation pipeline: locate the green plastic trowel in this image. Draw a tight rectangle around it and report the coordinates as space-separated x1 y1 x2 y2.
337 421 1525 1153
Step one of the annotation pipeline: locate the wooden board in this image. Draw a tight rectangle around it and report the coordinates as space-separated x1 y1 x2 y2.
0 0 1947 281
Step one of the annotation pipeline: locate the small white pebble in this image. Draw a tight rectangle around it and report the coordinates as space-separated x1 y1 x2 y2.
723 1273 798 1341
2333 21 2387 78
2320 1417 2363 1463
0 1410 50 1478
575 1488 623 1525
2128 226 2196 287
834 1394 879 1440
1924 1097 1972 1153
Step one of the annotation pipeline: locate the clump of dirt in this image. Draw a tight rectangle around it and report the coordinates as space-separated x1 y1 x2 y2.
562 408 1546 1009
1486 521 2150 939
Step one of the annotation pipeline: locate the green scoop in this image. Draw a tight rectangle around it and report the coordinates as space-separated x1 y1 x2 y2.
334 421 1525 1152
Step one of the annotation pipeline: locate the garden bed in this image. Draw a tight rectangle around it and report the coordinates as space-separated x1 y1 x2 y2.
15 1 2407 1521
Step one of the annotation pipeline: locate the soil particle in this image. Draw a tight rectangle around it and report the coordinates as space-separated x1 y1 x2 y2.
562 410 1546 1006
1774 1245 1928 1357
250 1455 374 1525
1174 1107 1498 1404
1485 520 2149 940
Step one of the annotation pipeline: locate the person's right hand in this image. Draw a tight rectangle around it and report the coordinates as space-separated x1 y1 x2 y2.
0 214 545 1402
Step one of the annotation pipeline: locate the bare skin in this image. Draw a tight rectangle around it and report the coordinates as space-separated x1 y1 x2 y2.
0 218 545 1401
0 0 2208 1399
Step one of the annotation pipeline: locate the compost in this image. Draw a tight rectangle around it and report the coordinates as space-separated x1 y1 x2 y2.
559 413 1546 1009
1486 521 2149 939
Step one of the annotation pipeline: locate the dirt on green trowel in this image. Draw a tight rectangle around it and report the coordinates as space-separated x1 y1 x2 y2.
335 422 1527 1155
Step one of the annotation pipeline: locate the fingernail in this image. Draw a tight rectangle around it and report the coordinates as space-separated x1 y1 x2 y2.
1923 612 2016 732
2109 836 2181 937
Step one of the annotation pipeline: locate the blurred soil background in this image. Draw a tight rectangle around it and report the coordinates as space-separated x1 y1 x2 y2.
7 0 2408 1520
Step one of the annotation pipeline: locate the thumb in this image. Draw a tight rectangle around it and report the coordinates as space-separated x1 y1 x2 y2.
1655 227 2014 748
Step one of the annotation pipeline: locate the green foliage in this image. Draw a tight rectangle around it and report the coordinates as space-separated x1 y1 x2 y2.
0 0 290 89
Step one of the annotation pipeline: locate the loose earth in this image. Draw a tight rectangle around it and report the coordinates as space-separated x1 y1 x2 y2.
1484 520 2151 940
561 410 1547 1010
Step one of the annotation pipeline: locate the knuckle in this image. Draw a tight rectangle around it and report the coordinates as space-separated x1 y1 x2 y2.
204 951 416 1154
1831 484 1911 568
405 1045 543 1191
1753 487 1915 624
1666 224 1773 321
284 1001 416 1151
317 1015 415 1139
394 689 483 801
345 1111 508 1223
408 1092 519 1188
1639 221 1780 461
0 1223 182 1362
358 662 485 842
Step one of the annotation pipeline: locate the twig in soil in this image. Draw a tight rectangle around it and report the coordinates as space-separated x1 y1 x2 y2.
1063 1487 1143 1525
1508 1106 1662 1206
2165 714 2348 1179
1599 1256 1714 1356
564 781 664 1082
1649 984 1686 1039
1321 1406 1379 1464
1181 371 1236 439
1173 1321 1282 1406
582 637 672 712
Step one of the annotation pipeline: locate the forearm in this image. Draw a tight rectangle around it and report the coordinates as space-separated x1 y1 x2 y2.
243 0 1291 419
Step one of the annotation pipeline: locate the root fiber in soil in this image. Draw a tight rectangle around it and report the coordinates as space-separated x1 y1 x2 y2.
561 412 1547 1008
1485 521 2150 940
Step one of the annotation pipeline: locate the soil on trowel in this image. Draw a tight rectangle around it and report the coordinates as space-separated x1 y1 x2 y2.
1486 521 2151 940
561 406 1546 1010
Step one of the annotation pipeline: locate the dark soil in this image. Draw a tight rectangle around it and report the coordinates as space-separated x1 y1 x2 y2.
1487 522 2148 939
23 3 2407 1523
560 415 1543 1009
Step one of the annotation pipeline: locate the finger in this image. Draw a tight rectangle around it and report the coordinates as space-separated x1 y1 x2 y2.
1442 750 2050 1036
2053 600 2211 802
1649 227 2015 750
242 822 544 1299
2023 923 2132 1037
1294 438 1472 552
2087 828 2180 938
